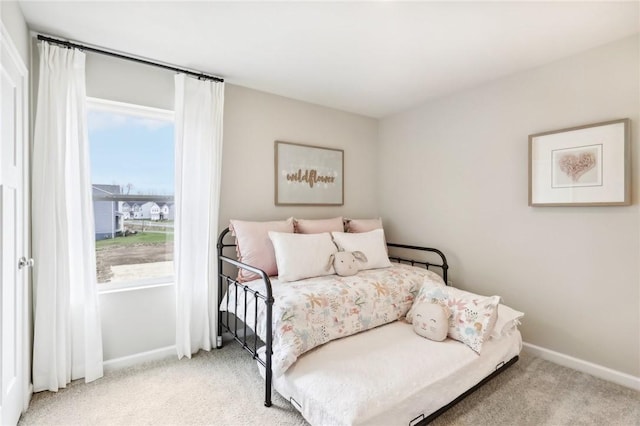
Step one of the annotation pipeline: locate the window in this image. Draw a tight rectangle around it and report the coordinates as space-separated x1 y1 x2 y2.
87 98 174 288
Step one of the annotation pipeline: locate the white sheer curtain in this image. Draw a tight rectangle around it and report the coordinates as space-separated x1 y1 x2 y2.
174 74 224 358
31 43 103 391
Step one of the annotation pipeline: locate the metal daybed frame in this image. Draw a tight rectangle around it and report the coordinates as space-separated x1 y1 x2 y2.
216 227 517 423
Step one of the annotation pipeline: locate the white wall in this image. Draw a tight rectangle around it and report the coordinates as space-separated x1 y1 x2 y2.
1 1 29 65
378 35 640 376
100 285 176 361
220 84 378 226
85 52 174 110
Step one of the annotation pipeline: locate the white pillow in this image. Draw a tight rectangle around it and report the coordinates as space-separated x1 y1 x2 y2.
331 229 392 270
268 231 338 282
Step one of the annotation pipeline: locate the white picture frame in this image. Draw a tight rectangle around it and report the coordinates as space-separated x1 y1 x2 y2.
275 141 344 206
528 118 630 206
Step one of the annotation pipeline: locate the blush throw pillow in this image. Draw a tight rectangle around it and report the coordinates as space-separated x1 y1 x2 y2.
346 217 383 233
294 217 344 234
268 232 338 282
229 218 294 282
331 229 392 270
407 284 500 353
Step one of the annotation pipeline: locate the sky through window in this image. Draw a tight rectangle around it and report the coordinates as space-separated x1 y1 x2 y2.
88 109 174 195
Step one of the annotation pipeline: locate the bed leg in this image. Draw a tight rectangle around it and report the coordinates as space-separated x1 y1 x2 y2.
216 335 222 349
265 372 272 407
264 359 272 407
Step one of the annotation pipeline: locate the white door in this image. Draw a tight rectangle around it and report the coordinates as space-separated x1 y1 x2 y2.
0 25 30 426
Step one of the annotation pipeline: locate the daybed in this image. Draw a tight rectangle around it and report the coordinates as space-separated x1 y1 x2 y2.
216 220 522 425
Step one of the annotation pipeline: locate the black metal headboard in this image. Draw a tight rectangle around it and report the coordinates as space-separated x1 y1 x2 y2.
387 242 448 283
216 227 448 284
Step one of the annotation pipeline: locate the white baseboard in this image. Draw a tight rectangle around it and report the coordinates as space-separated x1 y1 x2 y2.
103 345 177 372
522 342 640 391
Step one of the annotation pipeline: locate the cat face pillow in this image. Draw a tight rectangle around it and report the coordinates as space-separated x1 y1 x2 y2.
412 301 450 342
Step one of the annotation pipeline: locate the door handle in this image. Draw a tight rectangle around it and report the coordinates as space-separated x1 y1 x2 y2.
18 257 34 269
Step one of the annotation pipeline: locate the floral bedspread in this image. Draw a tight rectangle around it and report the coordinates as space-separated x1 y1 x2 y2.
220 264 445 376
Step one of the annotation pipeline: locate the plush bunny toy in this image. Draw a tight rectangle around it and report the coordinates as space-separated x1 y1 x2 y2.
412 301 451 342
327 251 368 277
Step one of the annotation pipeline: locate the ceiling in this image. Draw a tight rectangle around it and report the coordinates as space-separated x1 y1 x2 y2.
18 1 640 118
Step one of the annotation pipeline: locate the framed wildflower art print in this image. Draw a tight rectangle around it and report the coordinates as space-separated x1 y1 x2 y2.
528 118 630 206
275 141 344 206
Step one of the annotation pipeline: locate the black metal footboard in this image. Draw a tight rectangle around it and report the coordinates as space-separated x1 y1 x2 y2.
217 227 274 407
216 227 449 409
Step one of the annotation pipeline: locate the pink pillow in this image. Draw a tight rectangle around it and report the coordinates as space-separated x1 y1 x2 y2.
294 217 344 234
229 218 294 282
347 218 383 233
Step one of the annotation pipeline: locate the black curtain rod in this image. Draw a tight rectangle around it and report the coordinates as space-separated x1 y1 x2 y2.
37 34 224 83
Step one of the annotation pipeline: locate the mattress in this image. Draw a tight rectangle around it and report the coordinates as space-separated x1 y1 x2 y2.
259 321 522 426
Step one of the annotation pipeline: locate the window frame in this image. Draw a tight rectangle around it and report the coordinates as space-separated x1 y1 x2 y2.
86 97 176 293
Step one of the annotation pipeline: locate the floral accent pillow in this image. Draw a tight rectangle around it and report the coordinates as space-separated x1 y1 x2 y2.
408 283 500 353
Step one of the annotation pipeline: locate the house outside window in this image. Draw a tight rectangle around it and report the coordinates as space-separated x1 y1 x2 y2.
87 98 174 289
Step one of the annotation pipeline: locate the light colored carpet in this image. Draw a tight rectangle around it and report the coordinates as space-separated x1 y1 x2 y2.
19 341 640 426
